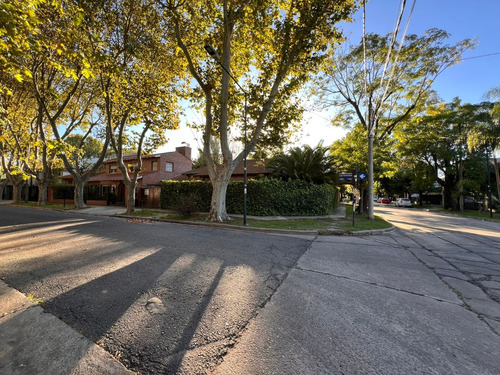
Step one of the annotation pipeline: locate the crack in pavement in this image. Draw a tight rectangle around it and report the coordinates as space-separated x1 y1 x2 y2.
388 232 500 336
293 265 462 306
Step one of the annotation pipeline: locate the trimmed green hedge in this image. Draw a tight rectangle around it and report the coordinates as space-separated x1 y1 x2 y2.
161 179 339 216
51 184 74 199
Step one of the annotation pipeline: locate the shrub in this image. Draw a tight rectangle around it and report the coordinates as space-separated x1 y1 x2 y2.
161 179 339 216
174 193 200 217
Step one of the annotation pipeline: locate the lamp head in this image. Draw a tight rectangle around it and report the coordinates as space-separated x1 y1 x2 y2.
204 44 220 61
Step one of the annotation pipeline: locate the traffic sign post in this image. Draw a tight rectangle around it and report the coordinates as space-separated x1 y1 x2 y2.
353 167 358 227
339 173 355 181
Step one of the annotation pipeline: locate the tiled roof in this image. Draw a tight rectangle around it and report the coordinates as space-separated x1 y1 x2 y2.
183 159 271 177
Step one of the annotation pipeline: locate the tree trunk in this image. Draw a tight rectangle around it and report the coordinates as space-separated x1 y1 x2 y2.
493 156 500 200
442 183 455 210
458 162 464 212
12 181 22 203
367 133 374 220
207 177 230 222
125 181 137 215
74 181 87 209
37 180 49 205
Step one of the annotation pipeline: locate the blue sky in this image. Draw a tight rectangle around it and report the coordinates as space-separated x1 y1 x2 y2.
345 0 500 104
162 0 500 157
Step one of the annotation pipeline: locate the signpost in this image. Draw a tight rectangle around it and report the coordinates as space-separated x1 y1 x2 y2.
353 167 358 226
339 173 355 181
338 171 366 227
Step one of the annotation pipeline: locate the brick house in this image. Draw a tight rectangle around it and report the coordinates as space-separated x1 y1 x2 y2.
59 146 192 207
178 159 272 181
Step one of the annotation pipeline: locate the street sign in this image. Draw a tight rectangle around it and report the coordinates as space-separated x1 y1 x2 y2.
339 173 354 181
358 172 367 181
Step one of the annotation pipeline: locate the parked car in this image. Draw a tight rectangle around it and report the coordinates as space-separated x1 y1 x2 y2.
381 198 390 204
395 198 412 207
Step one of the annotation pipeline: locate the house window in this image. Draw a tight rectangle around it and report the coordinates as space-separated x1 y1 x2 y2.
152 160 158 171
110 165 118 173
166 162 173 172
129 163 139 172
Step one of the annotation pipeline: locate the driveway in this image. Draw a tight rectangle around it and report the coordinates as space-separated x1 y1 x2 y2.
1 205 499 374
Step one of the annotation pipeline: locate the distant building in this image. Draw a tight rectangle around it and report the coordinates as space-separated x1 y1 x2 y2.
57 146 192 207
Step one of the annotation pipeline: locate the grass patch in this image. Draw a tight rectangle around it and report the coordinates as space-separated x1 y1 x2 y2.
338 205 393 232
151 204 391 232
157 212 335 230
12 202 73 210
130 210 163 217
427 208 500 221
226 217 335 230
160 213 207 221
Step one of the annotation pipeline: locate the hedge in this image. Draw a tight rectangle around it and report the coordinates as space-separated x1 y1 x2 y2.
161 179 339 216
51 184 74 199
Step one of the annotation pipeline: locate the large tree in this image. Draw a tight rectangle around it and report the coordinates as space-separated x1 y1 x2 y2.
161 0 360 222
92 0 183 214
481 87 500 201
28 2 110 208
320 29 474 219
331 123 397 212
395 99 491 210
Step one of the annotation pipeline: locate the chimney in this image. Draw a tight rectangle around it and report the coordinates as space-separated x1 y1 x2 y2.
176 146 191 160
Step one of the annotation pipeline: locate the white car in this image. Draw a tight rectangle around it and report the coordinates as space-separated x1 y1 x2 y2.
395 198 412 207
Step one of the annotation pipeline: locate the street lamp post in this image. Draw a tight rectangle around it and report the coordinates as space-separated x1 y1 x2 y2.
486 145 493 218
204 44 248 225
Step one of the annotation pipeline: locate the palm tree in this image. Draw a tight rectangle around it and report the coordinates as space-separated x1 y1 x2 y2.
267 143 336 184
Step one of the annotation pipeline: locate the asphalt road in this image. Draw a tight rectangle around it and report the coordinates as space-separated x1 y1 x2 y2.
0 206 312 374
1 205 500 374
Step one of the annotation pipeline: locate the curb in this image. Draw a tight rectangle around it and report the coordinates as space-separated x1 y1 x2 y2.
117 214 396 236
117 215 319 236
0 280 133 375
319 224 396 236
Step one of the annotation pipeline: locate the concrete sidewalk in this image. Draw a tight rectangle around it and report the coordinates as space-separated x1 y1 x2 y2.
0 281 133 375
214 235 500 374
73 204 347 220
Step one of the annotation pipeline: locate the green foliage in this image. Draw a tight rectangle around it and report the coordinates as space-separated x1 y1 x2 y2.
321 29 475 139
51 183 73 199
267 143 336 184
161 181 212 212
395 99 494 209
161 179 339 216
162 0 358 221
331 123 398 178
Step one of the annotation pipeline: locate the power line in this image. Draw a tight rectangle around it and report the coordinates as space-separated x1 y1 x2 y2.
462 52 500 60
